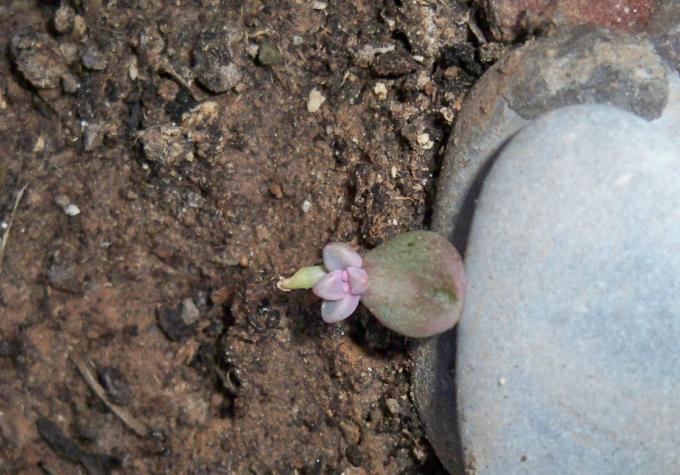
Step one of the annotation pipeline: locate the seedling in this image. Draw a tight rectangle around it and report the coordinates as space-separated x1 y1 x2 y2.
278 231 466 338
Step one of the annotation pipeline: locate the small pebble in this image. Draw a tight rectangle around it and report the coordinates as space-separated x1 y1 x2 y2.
373 82 388 100
443 66 461 80
83 123 102 152
373 50 418 77
200 63 241 94
54 5 75 34
156 305 196 342
423 81 436 96
180 298 200 326
416 132 434 150
245 43 259 59
239 256 249 268
186 192 204 208
64 204 80 216
33 136 46 153
156 78 179 101
257 42 283 66
47 263 81 293
193 32 242 93
81 45 107 71
269 183 284 199
128 57 139 80
307 88 325 113
302 199 312 213
385 398 400 415
61 73 79 94
416 71 429 89
72 15 87 37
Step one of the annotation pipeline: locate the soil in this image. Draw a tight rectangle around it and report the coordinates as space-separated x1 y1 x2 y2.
0 1 499 473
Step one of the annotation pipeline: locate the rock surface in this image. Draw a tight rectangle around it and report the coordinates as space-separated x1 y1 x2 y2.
413 27 680 475
456 104 680 474
475 0 656 42
649 3 680 75
431 28 671 249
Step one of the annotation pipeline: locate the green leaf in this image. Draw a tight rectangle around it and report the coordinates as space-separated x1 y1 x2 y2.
361 231 466 338
277 265 327 291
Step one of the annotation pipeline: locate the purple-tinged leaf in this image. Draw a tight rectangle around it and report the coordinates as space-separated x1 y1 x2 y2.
312 270 346 301
323 243 362 271
321 294 361 323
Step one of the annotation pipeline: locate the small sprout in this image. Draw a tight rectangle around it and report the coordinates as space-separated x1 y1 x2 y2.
277 265 327 291
278 231 466 338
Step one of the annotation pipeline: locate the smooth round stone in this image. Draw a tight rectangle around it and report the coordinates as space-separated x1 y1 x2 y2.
456 104 680 474
414 28 680 474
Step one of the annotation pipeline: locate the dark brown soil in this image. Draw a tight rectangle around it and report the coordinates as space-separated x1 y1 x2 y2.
0 1 497 473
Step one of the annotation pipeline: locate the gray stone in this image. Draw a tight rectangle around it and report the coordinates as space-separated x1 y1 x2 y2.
414 30 680 473
431 29 670 249
81 45 108 71
180 298 200 326
193 30 242 93
455 104 680 474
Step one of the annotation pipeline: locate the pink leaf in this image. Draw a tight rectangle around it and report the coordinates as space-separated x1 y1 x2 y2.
312 270 346 300
323 243 362 271
321 294 360 323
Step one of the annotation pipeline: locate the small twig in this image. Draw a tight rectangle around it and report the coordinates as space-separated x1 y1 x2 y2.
245 29 272 41
159 62 205 102
70 353 148 438
0 184 27 275
465 9 487 45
